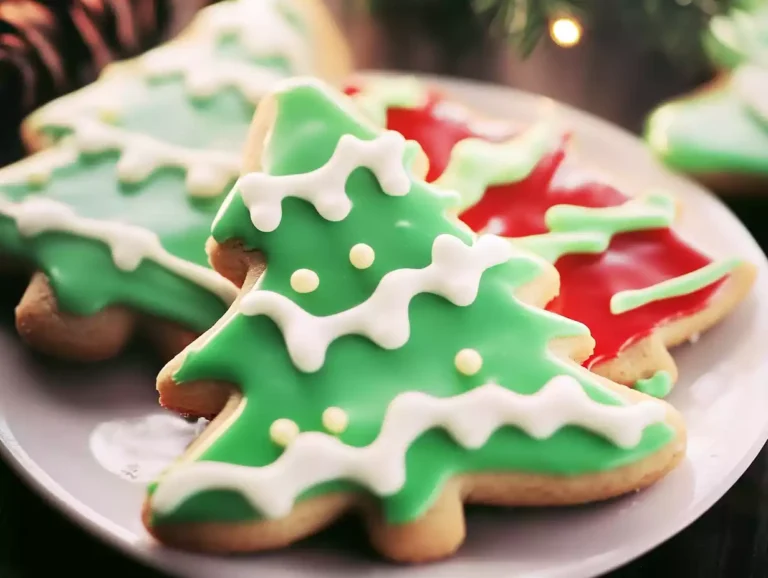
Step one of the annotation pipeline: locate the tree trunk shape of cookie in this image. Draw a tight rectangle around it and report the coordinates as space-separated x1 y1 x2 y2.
145 80 681 547
345 79 752 394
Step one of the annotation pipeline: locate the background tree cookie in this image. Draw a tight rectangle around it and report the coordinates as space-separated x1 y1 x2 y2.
345 76 757 397
645 0 768 195
0 0 352 362
143 78 686 562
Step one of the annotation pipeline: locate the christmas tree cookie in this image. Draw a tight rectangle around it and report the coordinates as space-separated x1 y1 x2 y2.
23 0 351 153
346 77 756 394
0 0 351 361
645 0 768 193
142 78 686 562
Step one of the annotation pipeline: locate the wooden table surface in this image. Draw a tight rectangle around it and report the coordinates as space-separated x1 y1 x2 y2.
2 2 768 576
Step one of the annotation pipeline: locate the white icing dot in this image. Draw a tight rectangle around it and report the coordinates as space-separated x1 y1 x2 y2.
239 235 512 373
322 407 349 435
269 418 299 447
290 269 319 293
349 243 375 269
455 349 483 376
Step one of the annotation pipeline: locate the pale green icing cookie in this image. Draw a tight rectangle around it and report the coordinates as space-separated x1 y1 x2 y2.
0 145 234 332
27 1 307 152
645 0 768 179
704 0 768 70
645 71 768 176
0 0 329 340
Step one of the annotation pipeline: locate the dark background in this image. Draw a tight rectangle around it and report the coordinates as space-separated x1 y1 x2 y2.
2 1 768 576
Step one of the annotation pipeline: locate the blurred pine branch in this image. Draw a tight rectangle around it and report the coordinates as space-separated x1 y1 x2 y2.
364 0 737 71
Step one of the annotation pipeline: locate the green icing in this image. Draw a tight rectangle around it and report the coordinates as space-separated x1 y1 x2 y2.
147 81 676 527
644 78 768 176
704 0 768 70
611 258 741 314
352 75 430 127
546 193 675 234
635 371 673 399
117 80 258 152
3 0 314 334
435 122 558 209
514 193 676 263
0 147 231 331
514 231 610 263
33 37 291 151
646 0 768 176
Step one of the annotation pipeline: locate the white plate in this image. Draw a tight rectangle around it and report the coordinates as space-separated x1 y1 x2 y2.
1 72 767 578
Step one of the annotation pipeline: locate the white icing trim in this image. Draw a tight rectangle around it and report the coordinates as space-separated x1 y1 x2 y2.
237 131 412 232
70 119 240 198
239 235 512 372
28 0 310 135
150 374 667 519
140 44 288 104
28 96 241 199
0 147 78 186
0 196 237 304
190 0 313 73
25 74 130 133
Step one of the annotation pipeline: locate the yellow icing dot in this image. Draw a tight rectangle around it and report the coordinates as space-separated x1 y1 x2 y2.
349 243 375 269
455 348 482 376
290 269 319 293
26 170 49 187
322 407 349 434
269 418 299 447
98 108 121 124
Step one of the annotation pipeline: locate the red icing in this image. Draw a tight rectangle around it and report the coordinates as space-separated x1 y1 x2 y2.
345 82 727 373
344 83 516 180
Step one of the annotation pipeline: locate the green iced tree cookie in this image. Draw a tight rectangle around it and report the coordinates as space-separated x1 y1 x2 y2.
0 0 340 359
144 79 683 560
646 0 768 181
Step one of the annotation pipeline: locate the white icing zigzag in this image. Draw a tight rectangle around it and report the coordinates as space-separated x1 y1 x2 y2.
140 44 288 105
150 374 667 519
191 0 312 73
71 120 240 198
237 131 412 232
0 147 78 186
239 234 512 372
0 196 237 304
